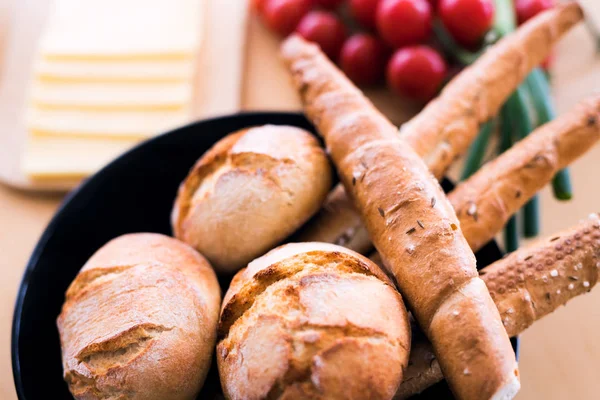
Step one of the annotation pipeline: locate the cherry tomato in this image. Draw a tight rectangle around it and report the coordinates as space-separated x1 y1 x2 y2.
350 0 380 29
263 0 313 36
515 0 554 25
314 0 345 9
439 0 494 48
251 0 268 13
296 11 347 60
427 0 439 10
340 34 388 85
386 46 447 101
376 0 433 48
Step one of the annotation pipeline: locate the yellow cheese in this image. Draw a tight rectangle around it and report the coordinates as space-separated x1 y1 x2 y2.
35 59 195 83
27 108 190 139
22 136 140 179
41 0 204 60
31 81 192 110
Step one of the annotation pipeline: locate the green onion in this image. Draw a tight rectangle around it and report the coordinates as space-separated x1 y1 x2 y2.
461 120 496 180
526 69 573 200
493 0 517 36
500 103 519 252
503 86 540 238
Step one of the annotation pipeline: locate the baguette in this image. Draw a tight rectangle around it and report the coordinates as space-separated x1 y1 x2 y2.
296 2 583 251
57 233 221 400
396 213 600 398
452 96 600 251
172 125 332 274
302 95 600 257
282 35 518 400
217 242 411 400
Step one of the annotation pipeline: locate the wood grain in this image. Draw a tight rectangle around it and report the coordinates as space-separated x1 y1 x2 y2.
1 1 600 399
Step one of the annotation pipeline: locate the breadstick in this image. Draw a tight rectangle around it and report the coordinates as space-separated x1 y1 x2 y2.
321 95 600 255
282 35 519 400
451 96 600 251
396 213 600 399
296 2 583 250
402 2 583 178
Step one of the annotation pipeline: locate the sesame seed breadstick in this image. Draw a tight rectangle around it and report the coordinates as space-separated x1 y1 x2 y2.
282 35 519 400
451 96 600 252
396 213 600 399
295 2 583 252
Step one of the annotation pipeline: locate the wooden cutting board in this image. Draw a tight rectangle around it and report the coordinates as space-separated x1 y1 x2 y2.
0 0 249 192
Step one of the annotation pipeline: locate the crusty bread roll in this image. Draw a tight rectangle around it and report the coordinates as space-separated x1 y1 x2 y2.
217 242 411 400
397 213 600 398
282 35 519 400
57 233 221 400
172 125 332 274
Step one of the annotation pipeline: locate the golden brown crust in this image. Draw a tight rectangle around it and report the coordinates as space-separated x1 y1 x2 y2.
294 185 371 253
282 35 518 400
217 243 410 400
451 96 600 252
295 3 584 257
396 214 600 399
171 125 332 274
57 233 221 400
401 2 583 179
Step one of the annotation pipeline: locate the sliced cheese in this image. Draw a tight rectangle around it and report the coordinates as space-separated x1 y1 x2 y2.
31 81 192 110
27 108 190 139
41 0 204 60
35 59 195 83
23 136 140 179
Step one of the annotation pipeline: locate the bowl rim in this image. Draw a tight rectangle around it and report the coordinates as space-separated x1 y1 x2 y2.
11 110 519 399
10 111 310 398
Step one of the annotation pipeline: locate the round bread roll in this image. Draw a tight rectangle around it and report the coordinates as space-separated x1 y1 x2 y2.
171 125 332 274
217 242 411 400
57 233 221 400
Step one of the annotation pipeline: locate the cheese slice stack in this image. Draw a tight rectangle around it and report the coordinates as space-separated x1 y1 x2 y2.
23 0 204 182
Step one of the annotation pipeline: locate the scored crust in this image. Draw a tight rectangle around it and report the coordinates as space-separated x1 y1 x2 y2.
57 233 221 400
217 242 411 400
171 125 332 274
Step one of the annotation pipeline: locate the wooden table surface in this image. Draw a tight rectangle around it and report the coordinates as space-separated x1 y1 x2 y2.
2 1 600 399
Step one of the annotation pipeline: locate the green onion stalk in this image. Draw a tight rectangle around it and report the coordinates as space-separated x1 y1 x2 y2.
499 104 519 253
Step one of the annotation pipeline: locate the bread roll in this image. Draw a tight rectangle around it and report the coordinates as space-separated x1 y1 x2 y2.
172 125 332 274
282 35 519 400
217 242 411 400
57 233 221 400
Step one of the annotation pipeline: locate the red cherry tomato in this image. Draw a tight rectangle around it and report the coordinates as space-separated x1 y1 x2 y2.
386 46 448 101
340 34 388 85
427 0 439 10
263 0 313 36
251 0 268 13
296 11 347 60
515 0 554 25
376 0 433 48
439 0 494 48
350 0 380 29
314 0 345 9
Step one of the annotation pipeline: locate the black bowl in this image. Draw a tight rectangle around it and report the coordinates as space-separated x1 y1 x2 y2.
12 112 518 400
